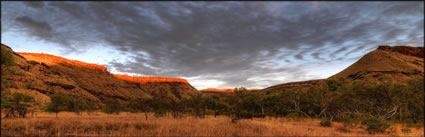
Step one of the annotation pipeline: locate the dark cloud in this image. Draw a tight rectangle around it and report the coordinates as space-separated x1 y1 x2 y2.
15 16 53 38
1 2 423 88
23 1 44 8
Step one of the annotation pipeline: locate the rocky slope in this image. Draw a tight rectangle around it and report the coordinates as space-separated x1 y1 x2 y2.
1 44 198 104
331 45 424 81
262 45 424 93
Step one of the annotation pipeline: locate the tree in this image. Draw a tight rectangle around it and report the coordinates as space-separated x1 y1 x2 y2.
1 92 35 118
102 98 123 114
401 76 424 123
309 77 347 120
46 93 70 118
204 95 230 117
128 98 153 120
151 96 172 117
187 94 206 118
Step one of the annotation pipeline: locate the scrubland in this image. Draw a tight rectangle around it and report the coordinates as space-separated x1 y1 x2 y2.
1 111 423 136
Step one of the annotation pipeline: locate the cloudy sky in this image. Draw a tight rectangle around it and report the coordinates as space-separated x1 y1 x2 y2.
1 2 424 89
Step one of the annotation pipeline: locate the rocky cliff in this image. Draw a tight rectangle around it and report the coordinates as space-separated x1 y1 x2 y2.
113 74 189 84
1 43 198 104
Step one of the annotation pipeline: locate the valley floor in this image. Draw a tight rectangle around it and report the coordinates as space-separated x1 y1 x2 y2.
1 111 423 136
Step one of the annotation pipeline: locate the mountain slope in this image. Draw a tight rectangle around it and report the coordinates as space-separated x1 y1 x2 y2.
262 45 424 93
1 43 198 104
331 45 424 81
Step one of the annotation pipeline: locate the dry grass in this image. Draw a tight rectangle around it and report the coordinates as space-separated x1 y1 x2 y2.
1 111 423 136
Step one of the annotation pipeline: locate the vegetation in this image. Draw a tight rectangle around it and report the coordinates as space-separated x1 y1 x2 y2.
362 117 390 134
320 119 332 127
4 112 422 137
45 93 97 117
1 46 15 91
2 75 423 134
1 92 36 118
1 46 14 66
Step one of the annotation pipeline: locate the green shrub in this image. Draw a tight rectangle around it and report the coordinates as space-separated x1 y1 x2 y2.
320 119 332 127
46 93 98 117
102 99 123 114
1 46 14 66
361 117 390 134
402 128 411 134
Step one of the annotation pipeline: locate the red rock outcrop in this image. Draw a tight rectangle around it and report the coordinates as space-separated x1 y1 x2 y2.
200 88 235 93
17 53 108 72
200 88 260 93
113 74 189 84
377 45 424 58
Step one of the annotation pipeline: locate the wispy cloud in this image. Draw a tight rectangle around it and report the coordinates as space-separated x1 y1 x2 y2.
1 1 423 88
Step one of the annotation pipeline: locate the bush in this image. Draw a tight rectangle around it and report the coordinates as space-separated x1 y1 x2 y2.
402 127 411 134
46 93 98 117
102 99 123 114
361 117 390 134
320 119 332 127
238 111 254 119
336 126 351 133
1 46 14 66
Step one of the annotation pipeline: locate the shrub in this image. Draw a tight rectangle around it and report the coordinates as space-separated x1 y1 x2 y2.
1 46 14 66
361 117 390 134
46 93 98 117
336 126 351 133
320 119 332 127
402 127 411 134
102 99 123 114
238 111 254 119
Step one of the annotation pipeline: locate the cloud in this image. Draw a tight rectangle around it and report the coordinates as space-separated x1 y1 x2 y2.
15 16 53 38
23 1 44 8
2 2 424 88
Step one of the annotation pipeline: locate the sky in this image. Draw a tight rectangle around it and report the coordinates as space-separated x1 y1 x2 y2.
1 2 424 89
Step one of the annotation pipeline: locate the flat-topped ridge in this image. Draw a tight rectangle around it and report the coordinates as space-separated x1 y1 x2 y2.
17 52 108 72
113 74 189 84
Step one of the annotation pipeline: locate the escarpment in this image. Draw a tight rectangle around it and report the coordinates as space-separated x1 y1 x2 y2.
2 43 198 105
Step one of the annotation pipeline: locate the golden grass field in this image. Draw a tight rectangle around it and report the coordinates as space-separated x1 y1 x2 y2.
1 111 423 136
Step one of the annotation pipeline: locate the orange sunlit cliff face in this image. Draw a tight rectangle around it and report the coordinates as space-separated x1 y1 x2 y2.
18 53 108 72
17 52 190 84
200 88 260 93
113 74 189 84
200 88 235 93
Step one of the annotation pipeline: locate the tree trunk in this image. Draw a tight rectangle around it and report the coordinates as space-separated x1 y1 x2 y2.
260 107 265 115
56 112 58 118
144 112 148 120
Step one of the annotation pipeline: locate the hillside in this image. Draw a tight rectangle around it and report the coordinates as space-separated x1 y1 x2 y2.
200 88 260 96
331 45 424 81
1 44 198 104
261 80 322 93
262 45 424 93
